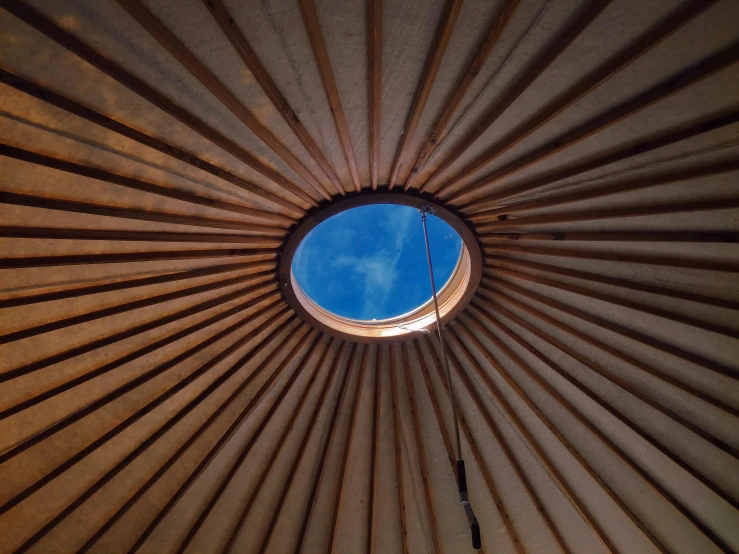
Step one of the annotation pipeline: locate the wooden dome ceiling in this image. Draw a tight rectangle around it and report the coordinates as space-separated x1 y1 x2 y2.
1 0 738 552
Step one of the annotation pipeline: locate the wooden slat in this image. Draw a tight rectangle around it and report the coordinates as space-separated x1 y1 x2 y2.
419 1 610 192
0 68 298 221
404 0 522 190
468 304 739 511
462 310 737 550
127 326 318 553
0 227 284 244
484 255 739 312
0 260 273 309
446 330 619 554
479 284 739 421
299 0 362 191
1 301 286 523
462 108 739 212
368 0 382 190
389 344 410 554
0 0 314 210
483 279 738 380
0 273 274 346
458 320 682 554
472 157 739 223
202 0 344 196
179 333 326 553
476 293 739 460
425 335 569 552
77 316 302 553
473 159 739 225
218 335 334 551
0 144 289 233
486 266 739 339
0 248 275 270
293 343 353 554
0 285 280 383
0 294 282 422
367 344 382 554
480 231 739 244
401 343 443 554
415 339 525 554
480 197 739 230
414 341 456 473
328 344 370 552
12 310 296 554
116 0 331 202
0 300 282 464
0 189 282 234
447 41 739 204
259 338 352 554
483 243 739 273
433 0 717 196
387 0 463 189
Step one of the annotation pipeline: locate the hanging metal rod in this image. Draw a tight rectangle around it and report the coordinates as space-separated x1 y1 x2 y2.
419 204 481 550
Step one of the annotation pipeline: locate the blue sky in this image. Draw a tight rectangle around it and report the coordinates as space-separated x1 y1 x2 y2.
292 204 462 320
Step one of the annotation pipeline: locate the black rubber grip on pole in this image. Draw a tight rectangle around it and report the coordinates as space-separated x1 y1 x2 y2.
456 459 467 495
462 501 481 549
470 520 482 550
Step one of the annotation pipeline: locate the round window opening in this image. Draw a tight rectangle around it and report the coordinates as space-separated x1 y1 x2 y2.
279 194 482 342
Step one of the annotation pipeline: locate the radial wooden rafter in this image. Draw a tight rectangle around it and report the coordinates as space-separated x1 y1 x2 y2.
1 0 738 553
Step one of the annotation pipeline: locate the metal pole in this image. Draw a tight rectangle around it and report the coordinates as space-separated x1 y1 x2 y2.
419 205 481 550
419 208 462 459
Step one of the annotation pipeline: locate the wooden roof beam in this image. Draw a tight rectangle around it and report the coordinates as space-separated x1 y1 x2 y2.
401 343 443 554
77 315 301 554
0 143 290 233
403 0 522 190
480 280 739 401
387 0 463 189
389 344 410 554
482 255 739 312
202 0 345 197
180 332 326 553
327 344 370 553
470 156 739 222
0 273 275 346
128 325 320 554
299 0 362 192
469 302 739 511
446 328 620 553
446 41 739 204
257 340 347 554
0 247 275 270
0 282 280 383
0 260 274 309
424 335 569 552
0 69 299 221
0 0 314 210
418 0 610 193
432 0 717 197
0 295 286 424
116 0 331 202
368 0 382 190
0 302 288 523
475 290 739 460
483 243 739 273
293 343 354 554
413 340 516 554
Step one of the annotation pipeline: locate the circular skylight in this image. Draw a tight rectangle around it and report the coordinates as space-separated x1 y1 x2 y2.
279 193 482 342
291 204 462 321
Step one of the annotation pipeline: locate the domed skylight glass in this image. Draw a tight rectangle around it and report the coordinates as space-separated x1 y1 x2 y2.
291 204 462 321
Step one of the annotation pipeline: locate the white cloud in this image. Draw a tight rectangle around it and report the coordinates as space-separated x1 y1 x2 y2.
329 206 416 318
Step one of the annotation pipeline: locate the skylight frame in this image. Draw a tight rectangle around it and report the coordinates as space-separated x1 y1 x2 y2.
278 192 482 342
